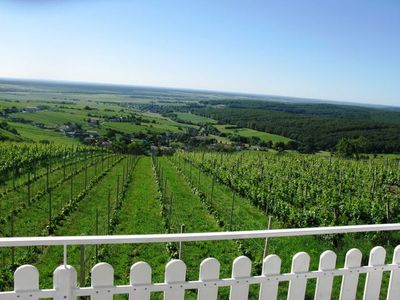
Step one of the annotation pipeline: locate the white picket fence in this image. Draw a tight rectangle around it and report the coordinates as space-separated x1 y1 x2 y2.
1 224 400 300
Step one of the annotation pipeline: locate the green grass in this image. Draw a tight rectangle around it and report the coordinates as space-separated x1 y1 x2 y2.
175 112 217 124
0 127 23 141
215 124 291 143
157 157 243 299
12 110 87 128
103 116 195 134
104 157 169 285
7 122 79 145
209 134 231 143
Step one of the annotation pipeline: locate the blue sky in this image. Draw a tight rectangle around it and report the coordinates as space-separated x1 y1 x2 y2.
0 0 399 106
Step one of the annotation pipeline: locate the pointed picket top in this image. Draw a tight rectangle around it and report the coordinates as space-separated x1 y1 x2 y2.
363 246 386 300
315 250 337 300
197 258 220 300
230 256 252 300
387 245 400 300
91 263 114 300
287 252 310 300
53 265 77 300
259 254 281 300
129 262 152 300
164 259 186 300
14 265 39 300
339 248 362 300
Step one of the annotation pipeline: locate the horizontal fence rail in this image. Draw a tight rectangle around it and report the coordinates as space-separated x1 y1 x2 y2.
1 223 400 247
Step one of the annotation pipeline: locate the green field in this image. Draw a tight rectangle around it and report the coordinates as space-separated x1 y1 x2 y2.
8 122 79 145
175 112 217 124
215 124 291 143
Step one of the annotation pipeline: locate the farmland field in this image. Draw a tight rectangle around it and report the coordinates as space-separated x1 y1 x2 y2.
175 112 217 124
214 124 291 143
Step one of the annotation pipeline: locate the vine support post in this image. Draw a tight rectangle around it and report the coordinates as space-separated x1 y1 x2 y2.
116 175 120 203
163 177 167 202
27 172 31 205
107 189 111 235
263 216 273 258
178 224 185 260
63 154 66 180
74 156 77 174
210 176 215 206
229 192 235 230
49 189 52 227
10 212 15 268
95 209 99 263
46 163 50 192
70 175 73 204
84 151 88 188
168 193 173 233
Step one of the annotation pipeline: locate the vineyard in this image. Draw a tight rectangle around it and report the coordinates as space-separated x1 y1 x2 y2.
1 143 400 299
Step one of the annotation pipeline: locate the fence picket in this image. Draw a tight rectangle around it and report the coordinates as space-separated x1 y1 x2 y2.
197 258 220 300
287 252 310 300
14 265 39 300
91 263 114 300
164 259 186 300
229 256 252 300
53 265 77 300
339 248 362 300
362 246 386 300
387 245 400 300
258 254 281 300
315 250 337 300
130 262 152 300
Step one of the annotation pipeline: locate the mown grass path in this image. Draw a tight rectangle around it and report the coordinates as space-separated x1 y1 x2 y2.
104 156 169 285
157 157 244 299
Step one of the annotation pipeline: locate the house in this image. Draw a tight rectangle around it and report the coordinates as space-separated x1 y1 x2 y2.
88 118 100 126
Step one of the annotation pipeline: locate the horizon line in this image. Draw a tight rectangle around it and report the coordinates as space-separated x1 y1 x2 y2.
0 76 399 109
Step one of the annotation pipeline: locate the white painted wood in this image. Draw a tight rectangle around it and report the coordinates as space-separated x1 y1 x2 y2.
14 265 39 300
339 248 362 300
53 265 77 300
164 259 186 300
287 252 310 300
91 263 114 300
130 262 152 300
197 258 220 300
258 254 281 300
315 250 337 300
387 245 400 300
363 246 386 300
1 224 399 247
229 256 252 300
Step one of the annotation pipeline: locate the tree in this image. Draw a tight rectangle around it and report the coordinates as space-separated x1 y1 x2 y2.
336 138 355 158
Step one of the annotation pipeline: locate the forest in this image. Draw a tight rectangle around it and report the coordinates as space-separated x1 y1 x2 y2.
194 100 400 153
